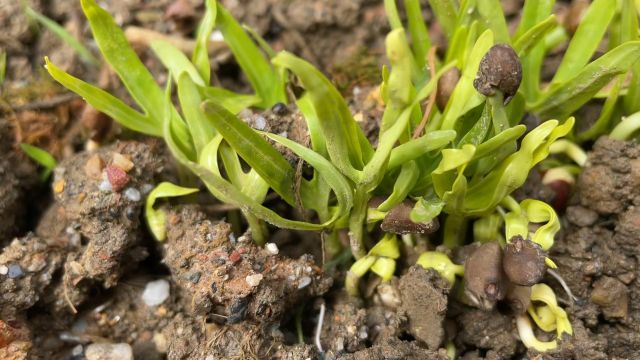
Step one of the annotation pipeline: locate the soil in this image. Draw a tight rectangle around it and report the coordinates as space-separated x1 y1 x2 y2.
2 0 640 359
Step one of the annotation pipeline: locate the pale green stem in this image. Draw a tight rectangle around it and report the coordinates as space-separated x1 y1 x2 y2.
349 188 370 259
443 214 467 248
610 111 640 140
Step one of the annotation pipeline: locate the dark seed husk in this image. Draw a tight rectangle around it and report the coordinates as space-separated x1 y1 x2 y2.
436 67 461 111
473 44 522 103
505 283 532 314
463 241 507 310
503 235 546 286
381 200 440 235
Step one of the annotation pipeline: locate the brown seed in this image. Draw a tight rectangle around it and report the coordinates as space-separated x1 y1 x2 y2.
505 283 532 314
436 67 461 111
463 241 507 310
503 235 546 286
380 200 440 235
473 44 522 103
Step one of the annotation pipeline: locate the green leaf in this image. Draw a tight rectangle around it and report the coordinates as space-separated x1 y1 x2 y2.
404 0 431 69
410 195 445 223
216 3 285 107
265 132 354 223
177 73 216 155
513 15 558 57
371 257 397 281
610 110 640 140
462 119 573 215
428 0 458 38
387 130 456 169
458 103 490 147
551 0 615 84
514 0 555 39
151 40 205 86
273 51 369 180
145 182 199 241
416 251 464 284
533 41 640 120
577 76 622 141
0 49 5 86
24 5 99 66
473 125 526 160
45 58 160 136
201 100 296 205
192 0 217 82
476 0 509 43
377 161 420 212
201 86 261 114
521 199 559 250
81 0 164 127
19 143 57 181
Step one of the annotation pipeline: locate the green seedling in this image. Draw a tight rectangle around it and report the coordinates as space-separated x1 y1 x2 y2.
416 251 464 285
145 182 199 241
42 0 635 353
19 143 57 181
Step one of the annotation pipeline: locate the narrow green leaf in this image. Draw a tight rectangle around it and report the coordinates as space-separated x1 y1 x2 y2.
216 3 285 107
404 0 431 69
145 182 199 241
384 0 403 30
273 51 369 180
428 0 458 38
81 0 165 127
0 50 6 86
577 76 622 141
201 86 261 114
378 161 420 211
177 73 216 155
533 41 640 120
192 0 217 82
20 143 57 181
151 40 205 86
476 0 509 43
45 58 161 136
551 0 615 84
201 100 296 205
387 130 456 169
514 0 555 39
24 5 99 66
513 15 558 57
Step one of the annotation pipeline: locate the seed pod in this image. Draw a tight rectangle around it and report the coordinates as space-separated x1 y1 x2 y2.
473 44 522 103
503 235 546 286
381 200 439 235
463 241 507 310
436 67 461 111
505 284 532 314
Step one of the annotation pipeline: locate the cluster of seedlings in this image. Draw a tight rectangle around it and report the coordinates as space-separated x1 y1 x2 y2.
40 0 640 355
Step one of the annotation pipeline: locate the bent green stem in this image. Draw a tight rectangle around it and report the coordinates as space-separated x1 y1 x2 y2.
610 111 640 140
489 92 509 134
442 214 467 248
349 188 370 259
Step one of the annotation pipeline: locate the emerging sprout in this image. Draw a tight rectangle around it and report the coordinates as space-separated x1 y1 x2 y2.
473 44 522 103
517 283 573 352
503 235 546 286
346 234 400 296
416 251 464 285
145 182 199 241
463 242 507 310
381 200 440 235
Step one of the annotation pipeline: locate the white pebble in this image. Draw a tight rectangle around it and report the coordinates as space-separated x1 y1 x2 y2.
71 344 83 356
85 343 133 360
205 355 214 360
140 184 155 194
142 279 170 306
0 265 7 275
210 30 224 41
278 131 288 138
265 243 279 255
123 187 141 202
298 276 312 289
98 179 112 192
254 116 267 130
245 274 263 287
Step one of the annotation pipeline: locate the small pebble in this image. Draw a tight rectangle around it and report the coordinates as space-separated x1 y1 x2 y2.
106 165 129 192
142 279 170 306
229 233 236 244
278 131 288 138
98 179 113 192
229 251 241 263
185 271 201 284
140 184 155 194
53 180 65 194
85 343 133 360
112 153 134 172
254 116 267 130
265 243 279 255
210 30 223 41
123 187 141 202
298 276 312 289
7 264 24 279
246 274 263 287
0 265 8 275
71 344 84 356
205 355 214 360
